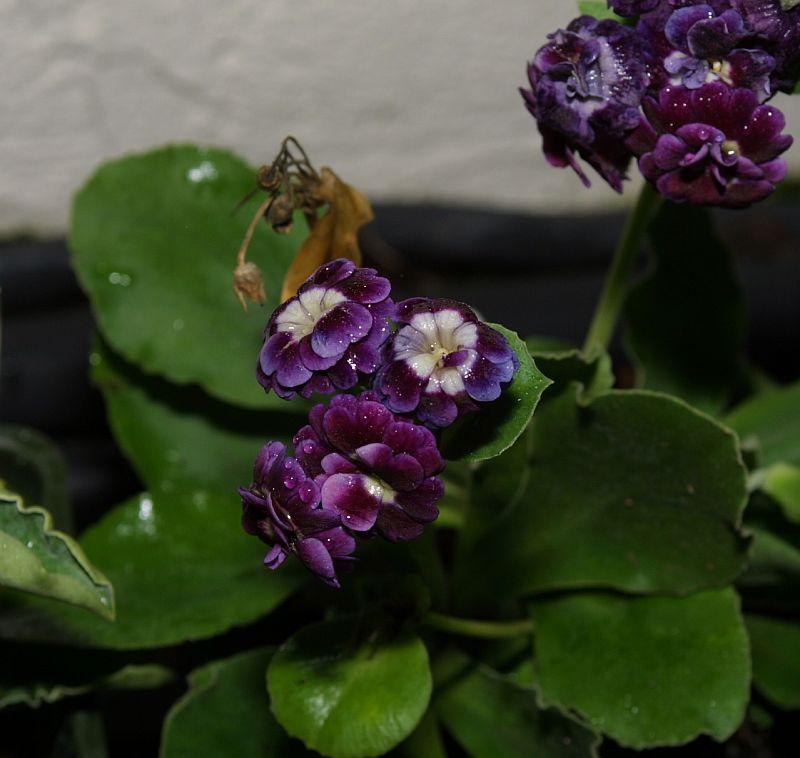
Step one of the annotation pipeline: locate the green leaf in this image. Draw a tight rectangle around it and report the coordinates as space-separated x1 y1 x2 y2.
0 425 71 530
529 347 614 402
726 381 800 467
577 1 623 20
91 338 303 495
161 648 309 758
0 491 304 648
436 655 599 757
533 589 751 748
625 203 745 414
267 617 432 758
0 489 113 620
781 0 800 11
761 462 800 524
460 389 748 608
1 660 173 710
440 325 552 462
746 614 800 709
70 144 305 409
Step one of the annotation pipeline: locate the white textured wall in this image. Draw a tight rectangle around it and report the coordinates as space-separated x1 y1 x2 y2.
3 0 800 235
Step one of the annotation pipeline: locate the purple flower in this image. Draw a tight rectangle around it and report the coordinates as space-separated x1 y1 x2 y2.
258 259 394 400
294 392 445 542
375 299 519 429
736 0 800 92
521 16 650 192
239 441 356 588
661 4 775 100
611 0 662 15
629 82 792 207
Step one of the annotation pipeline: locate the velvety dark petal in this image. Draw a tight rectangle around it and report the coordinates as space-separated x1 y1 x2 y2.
311 302 373 359
475 323 515 363
377 360 424 415
462 356 507 403
337 267 392 304
321 452 359 476
296 537 339 588
417 392 460 429
375 504 426 542
294 426 330 477
299 337 340 371
394 477 443 523
724 178 776 207
666 5 716 51
322 400 393 453
320 473 381 532
327 358 359 390
377 452 424 492
307 258 355 289
354 442 393 471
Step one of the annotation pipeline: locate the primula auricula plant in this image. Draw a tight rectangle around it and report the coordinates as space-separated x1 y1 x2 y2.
5 1 800 757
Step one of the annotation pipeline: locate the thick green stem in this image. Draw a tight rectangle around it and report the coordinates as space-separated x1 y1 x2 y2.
583 183 660 351
424 612 534 639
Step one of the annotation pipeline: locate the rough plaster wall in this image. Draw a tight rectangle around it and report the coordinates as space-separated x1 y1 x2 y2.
2 0 800 235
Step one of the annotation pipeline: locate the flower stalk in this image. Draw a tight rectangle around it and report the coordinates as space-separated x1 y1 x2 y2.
423 612 535 640
583 183 660 352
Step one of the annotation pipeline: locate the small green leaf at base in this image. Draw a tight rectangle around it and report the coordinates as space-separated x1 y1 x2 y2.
440 325 551 462
533 589 751 749
267 617 432 758
161 648 309 758
0 490 113 620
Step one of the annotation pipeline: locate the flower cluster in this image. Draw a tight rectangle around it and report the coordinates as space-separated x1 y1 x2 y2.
521 0 798 207
240 261 519 586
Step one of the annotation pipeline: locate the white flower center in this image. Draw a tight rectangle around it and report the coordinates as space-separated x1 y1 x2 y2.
363 474 397 504
275 287 347 339
394 309 478 395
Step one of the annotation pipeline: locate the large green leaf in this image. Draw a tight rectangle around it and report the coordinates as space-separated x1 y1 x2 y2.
0 651 172 710
746 614 800 709
0 491 304 648
726 381 800 467
761 462 800 524
91 339 303 495
0 490 113 620
436 654 599 757
0 425 71 530
161 648 309 758
577 1 624 20
533 589 750 748
267 617 432 758
70 144 306 409
440 325 551 462
460 389 748 607
625 204 745 414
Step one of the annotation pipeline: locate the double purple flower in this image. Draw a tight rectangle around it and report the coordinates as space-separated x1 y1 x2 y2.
630 81 791 206
239 441 355 587
520 16 650 192
258 259 393 399
523 0 799 206
295 392 445 541
376 298 519 429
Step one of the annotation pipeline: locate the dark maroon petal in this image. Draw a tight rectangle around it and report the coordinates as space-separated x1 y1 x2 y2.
311 302 373 359
327 358 359 390
375 504 426 542
322 400 393 453
760 157 789 184
294 426 330 477
296 537 339 587
321 452 358 475
263 337 313 389
354 442 392 470
307 258 355 289
463 356 509 403
394 477 443 523
320 473 381 532
652 134 688 170
417 393 460 429
724 179 776 207
378 452 424 492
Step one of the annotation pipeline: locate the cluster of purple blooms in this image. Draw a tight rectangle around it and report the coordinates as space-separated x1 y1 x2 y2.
521 0 799 207
240 259 519 587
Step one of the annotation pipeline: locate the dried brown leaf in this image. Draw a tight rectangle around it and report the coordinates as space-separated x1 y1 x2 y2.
280 168 374 303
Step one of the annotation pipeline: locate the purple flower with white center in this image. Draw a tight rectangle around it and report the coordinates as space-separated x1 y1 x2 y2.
629 82 792 207
294 392 445 542
520 16 650 192
661 4 776 100
239 441 356 588
375 298 519 429
258 259 394 400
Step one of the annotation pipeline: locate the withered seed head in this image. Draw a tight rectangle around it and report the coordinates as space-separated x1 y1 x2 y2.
256 164 282 193
233 260 267 311
267 194 295 234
